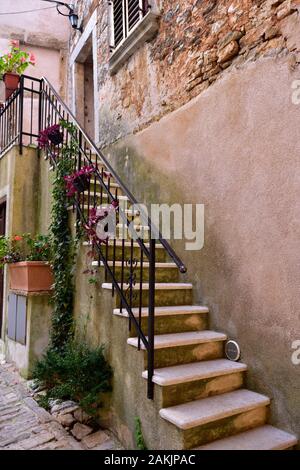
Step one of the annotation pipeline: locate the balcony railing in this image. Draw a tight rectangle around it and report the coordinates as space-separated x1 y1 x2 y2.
0 74 187 399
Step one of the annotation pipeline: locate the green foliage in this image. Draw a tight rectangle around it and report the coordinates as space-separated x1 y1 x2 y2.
33 340 112 414
0 233 51 267
134 417 148 450
49 148 75 350
0 41 35 78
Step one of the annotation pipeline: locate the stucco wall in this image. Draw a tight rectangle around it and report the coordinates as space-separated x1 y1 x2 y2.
72 0 300 148
0 0 70 101
0 146 52 374
102 55 300 440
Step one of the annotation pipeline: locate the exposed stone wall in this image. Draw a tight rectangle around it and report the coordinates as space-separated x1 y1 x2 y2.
73 0 300 146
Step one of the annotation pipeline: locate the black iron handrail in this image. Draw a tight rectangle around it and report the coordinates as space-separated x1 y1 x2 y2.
42 77 187 274
0 74 187 399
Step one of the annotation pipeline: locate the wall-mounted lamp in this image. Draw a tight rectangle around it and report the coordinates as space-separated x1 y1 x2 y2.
42 1 82 32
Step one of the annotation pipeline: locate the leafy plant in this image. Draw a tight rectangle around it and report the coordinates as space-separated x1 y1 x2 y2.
38 124 63 149
33 340 112 415
0 40 35 78
0 233 51 267
134 417 148 450
64 165 96 197
49 144 76 350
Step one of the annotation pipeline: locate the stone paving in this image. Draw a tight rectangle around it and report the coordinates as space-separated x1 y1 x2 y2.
0 362 121 450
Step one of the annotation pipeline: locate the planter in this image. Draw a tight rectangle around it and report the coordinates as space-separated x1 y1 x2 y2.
72 175 91 193
3 73 20 101
48 129 64 146
9 261 53 292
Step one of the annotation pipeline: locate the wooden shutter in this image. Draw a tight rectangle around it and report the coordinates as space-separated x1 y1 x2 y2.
128 0 141 32
112 1 149 48
113 0 125 47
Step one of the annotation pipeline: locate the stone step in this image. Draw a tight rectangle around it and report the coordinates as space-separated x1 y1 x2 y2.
128 331 226 368
195 425 298 450
128 330 225 350
83 240 164 249
83 192 129 201
159 389 270 449
82 240 167 263
68 204 139 217
143 359 247 386
114 305 209 318
103 282 194 308
94 261 179 283
142 359 247 407
114 305 209 335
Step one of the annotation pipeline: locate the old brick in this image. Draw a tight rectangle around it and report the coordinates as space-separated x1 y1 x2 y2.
73 408 91 424
217 41 239 63
81 430 110 449
277 0 296 19
56 413 75 427
264 25 280 39
219 30 244 49
71 423 93 440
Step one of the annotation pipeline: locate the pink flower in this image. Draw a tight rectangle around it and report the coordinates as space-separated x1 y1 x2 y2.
29 53 36 65
10 40 19 48
7 53 12 59
20 57 26 63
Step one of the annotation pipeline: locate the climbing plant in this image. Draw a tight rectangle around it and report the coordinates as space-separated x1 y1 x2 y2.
49 121 78 351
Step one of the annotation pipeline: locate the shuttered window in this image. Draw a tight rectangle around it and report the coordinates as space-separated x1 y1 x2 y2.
112 0 149 48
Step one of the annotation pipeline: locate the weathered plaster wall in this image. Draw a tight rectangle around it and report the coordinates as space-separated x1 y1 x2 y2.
73 0 300 147
6 293 52 379
0 146 52 376
0 1 70 48
0 0 70 101
102 55 300 441
67 0 300 445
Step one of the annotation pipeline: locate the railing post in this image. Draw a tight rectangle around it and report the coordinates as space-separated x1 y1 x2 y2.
37 79 43 158
19 75 24 155
147 236 155 399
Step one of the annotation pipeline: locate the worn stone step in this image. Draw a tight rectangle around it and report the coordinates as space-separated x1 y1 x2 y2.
195 424 298 450
114 305 209 318
144 359 247 386
142 359 247 407
82 240 167 262
68 204 139 217
159 389 270 449
114 305 209 335
93 261 179 282
104 282 193 308
128 331 226 368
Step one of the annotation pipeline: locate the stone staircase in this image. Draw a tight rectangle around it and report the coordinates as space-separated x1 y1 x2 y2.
76 155 297 450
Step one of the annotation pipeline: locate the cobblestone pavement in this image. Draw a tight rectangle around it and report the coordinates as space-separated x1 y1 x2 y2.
0 362 121 450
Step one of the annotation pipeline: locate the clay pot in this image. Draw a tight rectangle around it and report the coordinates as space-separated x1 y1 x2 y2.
48 129 64 146
3 73 20 101
9 261 53 292
72 175 91 193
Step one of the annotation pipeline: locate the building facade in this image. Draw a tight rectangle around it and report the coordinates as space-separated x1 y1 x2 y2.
0 0 299 450
67 0 300 443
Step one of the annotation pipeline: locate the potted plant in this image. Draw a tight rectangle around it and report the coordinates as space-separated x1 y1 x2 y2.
0 233 53 292
64 165 96 197
0 40 35 100
38 124 64 149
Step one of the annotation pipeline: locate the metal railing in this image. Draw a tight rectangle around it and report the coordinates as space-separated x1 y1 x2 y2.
0 75 187 399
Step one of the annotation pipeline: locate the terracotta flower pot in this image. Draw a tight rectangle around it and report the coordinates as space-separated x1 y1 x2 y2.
4 73 20 101
73 175 91 193
9 261 53 292
48 129 64 146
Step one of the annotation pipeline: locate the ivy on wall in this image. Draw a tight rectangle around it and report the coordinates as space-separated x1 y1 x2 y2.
49 122 78 351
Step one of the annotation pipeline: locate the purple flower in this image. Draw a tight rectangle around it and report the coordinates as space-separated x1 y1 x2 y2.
38 124 63 149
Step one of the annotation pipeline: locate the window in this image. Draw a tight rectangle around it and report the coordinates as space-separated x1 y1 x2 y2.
111 0 150 49
7 293 27 345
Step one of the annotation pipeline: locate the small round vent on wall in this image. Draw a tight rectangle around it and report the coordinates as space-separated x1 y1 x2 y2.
225 340 241 362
